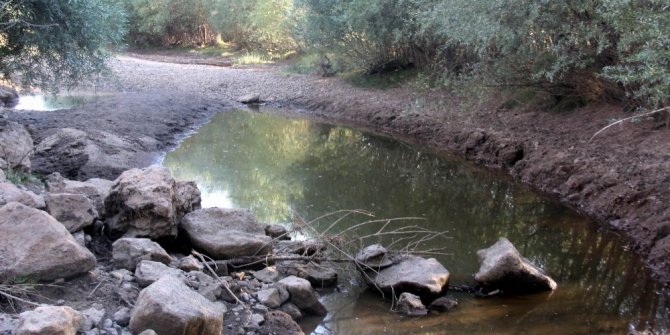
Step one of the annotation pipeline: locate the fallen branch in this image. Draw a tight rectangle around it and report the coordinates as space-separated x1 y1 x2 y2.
588 106 670 144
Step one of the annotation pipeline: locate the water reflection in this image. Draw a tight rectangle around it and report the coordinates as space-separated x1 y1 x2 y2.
14 93 105 111
163 109 668 334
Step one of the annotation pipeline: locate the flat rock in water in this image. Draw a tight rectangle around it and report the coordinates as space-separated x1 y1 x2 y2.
112 238 172 271
45 193 98 233
355 244 393 269
278 261 338 288
16 305 83 335
429 296 459 312
236 93 261 104
105 165 199 239
396 292 428 316
0 120 33 173
369 256 450 298
129 276 225 335
474 238 557 294
0 202 96 281
0 182 45 209
181 208 272 258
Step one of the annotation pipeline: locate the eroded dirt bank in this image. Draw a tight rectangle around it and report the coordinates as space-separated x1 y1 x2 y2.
6 54 670 287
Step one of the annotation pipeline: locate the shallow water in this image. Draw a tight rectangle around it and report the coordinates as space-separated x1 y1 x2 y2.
13 93 105 111
163 109 668 334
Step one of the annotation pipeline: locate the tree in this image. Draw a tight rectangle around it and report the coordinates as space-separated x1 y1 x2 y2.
0 0 126 90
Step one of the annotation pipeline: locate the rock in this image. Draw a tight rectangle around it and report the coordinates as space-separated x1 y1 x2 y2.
280 303 302 321
16 305 83 335
0 202 96 281
236 93 261 104
254 266 280 283
129 276 225 335
134 260 184 287
46 173 113 216
257 311 304 335
274 240 325 256
112 238 171 271
0 313 19 335
368 256 449 298
181 208 272 259
256 288 282 308
396 292 428 316
278 261 338 288
137 330 157 335
0 182 45 209
175 181 201 214
355 244 393 269
248 313 264 327
72 231 87 247
32 128 146 180
429 296 458 312
112 307 131 327
474 238 557 294
105 166 199 239
0 86 18 108
264 224 289 240
45 193 98 233
276 276 327 316
79 306 105 331
0 120 33 173
178 255 204 272
0 169 5 182
184 271 224 302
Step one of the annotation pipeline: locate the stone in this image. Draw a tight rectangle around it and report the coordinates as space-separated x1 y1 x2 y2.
396 292 428 316
254 266 280 283
129 276 225 335
112 307 131 327
264 224 289 240
137 331 157 335
32 128 143 180
72 231 87 247
112 238 171 271
369 256 449 298
236 93 261 104
46 173 113 216
184 271 224 302
257 311 304 335
134 260 184 287
0 169 5 182
0 202 96 281
178 255 204 272
274 240 325 256
175 181 201 215
79 306 105 331
0 313 19 335
0 120 33 173
45 193 98 233
280 303 302 321
355 244 393 269
181 208 272 259
248 313 265 327
0 86 18 108
16 305 83 335
276 276 327 316
278 261 338 288
105 166 199 238
256 288 282 309
429 296 459 312
0 182 45 209
474 238 557 294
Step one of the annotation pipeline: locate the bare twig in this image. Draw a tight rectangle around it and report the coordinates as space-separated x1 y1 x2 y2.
588 106 670 144
192 250 241 305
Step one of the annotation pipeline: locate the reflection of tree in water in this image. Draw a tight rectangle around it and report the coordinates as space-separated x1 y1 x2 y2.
164 109 668 334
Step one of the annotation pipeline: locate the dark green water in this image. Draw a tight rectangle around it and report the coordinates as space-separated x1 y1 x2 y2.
163 109 668 335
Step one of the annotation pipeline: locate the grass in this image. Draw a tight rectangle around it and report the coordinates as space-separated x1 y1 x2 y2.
233 52 274 65
343 67 420 90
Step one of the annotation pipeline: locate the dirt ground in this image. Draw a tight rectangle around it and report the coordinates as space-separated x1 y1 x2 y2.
5 54 670 290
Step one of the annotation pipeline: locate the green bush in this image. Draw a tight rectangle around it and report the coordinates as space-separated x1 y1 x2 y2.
0 0 126 90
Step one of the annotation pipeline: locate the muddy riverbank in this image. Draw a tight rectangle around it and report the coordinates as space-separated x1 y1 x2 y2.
4 53 670 288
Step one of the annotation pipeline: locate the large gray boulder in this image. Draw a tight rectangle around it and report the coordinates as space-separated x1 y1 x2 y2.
0 202 96 281
368 256 449 298
105 166 200 239
32 128 149 180
181 208 272 259
134 260 184 287
46 173 113 216
0 182 45 209
112 238 172 271
45 193 97 233
0 120 33 173
276 276 327 316
474 238 557 294
16 305 83 335
129 276 225 335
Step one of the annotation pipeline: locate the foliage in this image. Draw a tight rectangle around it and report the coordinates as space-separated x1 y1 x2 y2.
0 0 126 90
